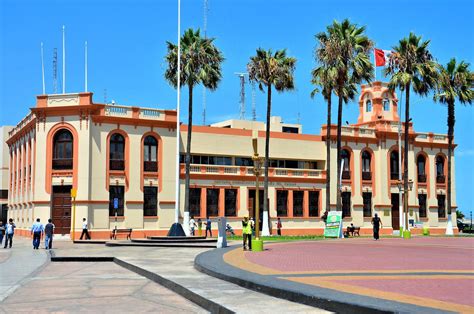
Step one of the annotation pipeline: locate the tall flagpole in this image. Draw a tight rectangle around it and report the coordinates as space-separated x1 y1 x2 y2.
373 49 377 82
85 41 88 92
62 25 66 94
41 42 45 94
174 0 181 224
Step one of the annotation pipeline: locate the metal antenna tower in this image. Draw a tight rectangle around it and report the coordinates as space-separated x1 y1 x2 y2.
202 0 209 125
234 72 247 120
104 88 107 104
251 80 256 121
53 48 58 93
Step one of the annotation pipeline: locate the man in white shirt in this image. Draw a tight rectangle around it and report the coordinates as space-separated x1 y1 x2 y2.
31 218 44 250
4 218 15 249
80 218 91 240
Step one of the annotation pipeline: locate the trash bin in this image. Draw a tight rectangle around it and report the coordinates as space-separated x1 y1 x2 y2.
422 226 430 236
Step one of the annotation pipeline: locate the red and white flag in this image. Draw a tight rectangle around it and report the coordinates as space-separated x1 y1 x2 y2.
374 48 392 67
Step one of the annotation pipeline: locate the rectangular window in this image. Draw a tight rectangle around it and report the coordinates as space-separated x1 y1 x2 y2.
276 190 288 217
419 194 427 218
282 126 299 133
235 157 253 166
225 189 237 217
342 192 351 218
309 191 319 217
293 191 304 217
363 192 372 217
437 194 446 218
143 187 158 216
189 188 201 217
109 186 125 216
206 188 219 217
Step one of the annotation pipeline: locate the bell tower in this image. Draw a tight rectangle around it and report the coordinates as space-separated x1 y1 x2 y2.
357 82 399 125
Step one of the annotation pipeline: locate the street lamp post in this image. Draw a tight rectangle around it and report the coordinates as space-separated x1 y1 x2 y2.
397 179 413 238
251 137 264 251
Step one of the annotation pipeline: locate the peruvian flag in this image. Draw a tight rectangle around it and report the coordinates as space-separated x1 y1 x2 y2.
374 48 392 67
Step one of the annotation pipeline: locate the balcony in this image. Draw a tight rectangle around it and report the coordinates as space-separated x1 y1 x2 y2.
342 170 351 180
110 160 125 171
52 159 73 170
144 161 158 172
183 164 325 179
362 171 372 181
418 174 427 183
437 175 446 184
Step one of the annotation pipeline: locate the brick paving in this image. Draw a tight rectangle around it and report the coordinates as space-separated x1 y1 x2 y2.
222 237 474 313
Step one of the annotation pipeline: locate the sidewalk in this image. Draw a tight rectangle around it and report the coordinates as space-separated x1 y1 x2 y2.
50 240 327 313
0 236 49 302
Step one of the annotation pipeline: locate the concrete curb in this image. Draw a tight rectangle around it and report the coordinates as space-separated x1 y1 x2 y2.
49 253 233 314
194 246 450 314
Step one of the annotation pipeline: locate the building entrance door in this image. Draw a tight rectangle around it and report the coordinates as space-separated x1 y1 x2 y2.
52 185 72 234
248 189 264 230
391 193 400 230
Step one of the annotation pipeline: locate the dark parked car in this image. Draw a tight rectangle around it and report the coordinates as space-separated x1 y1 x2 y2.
458 219 473 233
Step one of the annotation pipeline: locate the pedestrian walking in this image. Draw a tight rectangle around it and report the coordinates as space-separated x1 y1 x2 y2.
205 216 212 237
242 216 252 251
322 210 329 225
4 218 15 248
371 213 383 240
250 217 255 237
189 216 196 236
44 219 55 249
80 218 91 240
31 218 44 250
276 217 282 236
197 218 203 236
0 220 5 247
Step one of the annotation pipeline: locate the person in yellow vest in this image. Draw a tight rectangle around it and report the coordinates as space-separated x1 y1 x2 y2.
242 216 252 251
197 218 203 236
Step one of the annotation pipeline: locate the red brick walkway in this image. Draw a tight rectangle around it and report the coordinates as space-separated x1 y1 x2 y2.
224 237 474 313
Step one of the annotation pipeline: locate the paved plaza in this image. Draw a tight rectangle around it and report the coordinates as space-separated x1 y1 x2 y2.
197 237 474 313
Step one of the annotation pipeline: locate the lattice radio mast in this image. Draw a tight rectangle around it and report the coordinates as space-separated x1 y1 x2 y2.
53 48 58 94
251 80 256 121
234 72 247 120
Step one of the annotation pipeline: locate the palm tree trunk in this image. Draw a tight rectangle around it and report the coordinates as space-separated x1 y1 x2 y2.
447 100 454 216
184 84 193 215
326 93 332 212
336 94 343 212
403 84 410 232
263 84 271 228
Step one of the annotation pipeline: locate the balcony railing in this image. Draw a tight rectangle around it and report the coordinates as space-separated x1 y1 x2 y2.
184 164 324 179
144 161 158 172
110 160 125 171
342 170 351 180
52 159 73 170
418 174 427 183
437 175 446 184
362 171 372 181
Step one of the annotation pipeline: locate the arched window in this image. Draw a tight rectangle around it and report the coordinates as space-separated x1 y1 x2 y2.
341 149 351 179
53 129 73 170
366 99 372 112
417 155 426 183
390 150 399 180
383 98 390 111
436 155 445 183
143 136 158 172
110 133 125 170
362 150 371 180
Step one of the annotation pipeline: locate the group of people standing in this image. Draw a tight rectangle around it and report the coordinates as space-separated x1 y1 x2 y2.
189 216 213 237
0 218 16 248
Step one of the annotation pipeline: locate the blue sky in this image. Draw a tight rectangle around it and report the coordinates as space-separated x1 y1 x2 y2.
1 0 473 215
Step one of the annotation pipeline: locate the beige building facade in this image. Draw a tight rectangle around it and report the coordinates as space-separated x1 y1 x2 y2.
6 82 456 237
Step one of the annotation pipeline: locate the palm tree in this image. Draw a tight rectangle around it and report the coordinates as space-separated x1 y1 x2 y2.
434 58 473 232
384 32 438 234
248 48 296 235
321 19 373 211
165 28 224 228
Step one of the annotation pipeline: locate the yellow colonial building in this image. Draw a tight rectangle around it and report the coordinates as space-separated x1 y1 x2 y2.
6 82 456 238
